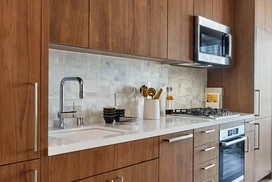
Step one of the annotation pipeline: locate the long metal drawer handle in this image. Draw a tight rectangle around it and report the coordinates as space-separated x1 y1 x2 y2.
165 134 193 143
118 176 124 182
33 83 38 152
254 123 260 150
255 90 261 116
108 180 114 182
202 146 216 152
202 129 215 134
221 136 247 146
202 164 215 170
33 169 38 182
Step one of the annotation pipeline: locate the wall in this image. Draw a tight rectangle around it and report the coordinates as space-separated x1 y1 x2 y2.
49 49 207 127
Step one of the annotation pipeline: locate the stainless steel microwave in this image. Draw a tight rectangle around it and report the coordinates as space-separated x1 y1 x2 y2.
194 16 232 66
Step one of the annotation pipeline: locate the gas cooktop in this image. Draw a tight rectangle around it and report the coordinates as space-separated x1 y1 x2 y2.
173 108 240 120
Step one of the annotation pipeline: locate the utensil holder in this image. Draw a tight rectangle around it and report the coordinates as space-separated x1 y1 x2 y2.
144 99 160 120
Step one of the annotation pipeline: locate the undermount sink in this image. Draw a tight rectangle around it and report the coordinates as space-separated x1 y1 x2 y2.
49 128 125 142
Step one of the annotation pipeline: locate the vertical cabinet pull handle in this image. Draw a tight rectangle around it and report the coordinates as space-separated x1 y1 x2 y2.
118 176 124 182
33 169 38 182
255 90 261 116
254 123 260 150
245 137 249 152
202 129 215 133
33 83 38 152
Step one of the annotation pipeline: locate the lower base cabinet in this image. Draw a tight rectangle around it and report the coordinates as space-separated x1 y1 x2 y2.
159 130 193 182
79 159 158 182
254 117 272 181
0 159 40 182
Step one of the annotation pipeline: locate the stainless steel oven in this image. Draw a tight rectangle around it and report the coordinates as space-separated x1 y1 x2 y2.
219 125 246 182
194 16 232 66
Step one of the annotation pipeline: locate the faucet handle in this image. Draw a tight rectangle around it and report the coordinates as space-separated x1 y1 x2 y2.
73 101 75 111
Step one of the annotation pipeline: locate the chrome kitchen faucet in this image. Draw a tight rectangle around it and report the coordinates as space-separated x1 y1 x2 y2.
58 77 84 129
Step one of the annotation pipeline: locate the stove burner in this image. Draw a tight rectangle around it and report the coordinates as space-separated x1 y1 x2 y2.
174 108 232 117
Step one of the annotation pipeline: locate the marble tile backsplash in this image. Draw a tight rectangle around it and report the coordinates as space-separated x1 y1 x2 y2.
49 49 207 127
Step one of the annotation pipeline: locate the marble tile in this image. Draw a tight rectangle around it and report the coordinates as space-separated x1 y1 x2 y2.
49 49 207 126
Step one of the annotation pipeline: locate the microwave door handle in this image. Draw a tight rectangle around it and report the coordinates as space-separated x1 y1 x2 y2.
228 34 232 58
221 136 247 146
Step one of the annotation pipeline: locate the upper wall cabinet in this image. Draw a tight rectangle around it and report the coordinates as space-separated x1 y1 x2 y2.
168 0 194 62
194 0 234 27
89 0 167 58
133 0 167 58
256 0 272 33
50 0 89 47
89 0 134 54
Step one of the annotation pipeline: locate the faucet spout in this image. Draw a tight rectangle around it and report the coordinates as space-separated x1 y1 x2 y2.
59 77 84 129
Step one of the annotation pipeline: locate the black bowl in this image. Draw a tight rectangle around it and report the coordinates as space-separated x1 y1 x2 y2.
115 116 120 122
104 116 115 124
103 107 116 110
104 113 116 117
103 111 116 114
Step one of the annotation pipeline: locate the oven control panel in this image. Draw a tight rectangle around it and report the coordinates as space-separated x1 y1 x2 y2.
220 125 245 141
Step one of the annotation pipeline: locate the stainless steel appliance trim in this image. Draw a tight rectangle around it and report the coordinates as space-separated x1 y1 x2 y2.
202 146 216 152
33 83 38 152
165 134 193 143
221 136 247 146
201 164 215 170
197 16 231 34
33 169 38 182
232 175 244 182
255 90 261 116
220 125 245 141
198 52 231 65
202 129 216 134
254 123 260 150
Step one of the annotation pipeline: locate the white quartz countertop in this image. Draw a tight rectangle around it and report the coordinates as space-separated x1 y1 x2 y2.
48 113 254 156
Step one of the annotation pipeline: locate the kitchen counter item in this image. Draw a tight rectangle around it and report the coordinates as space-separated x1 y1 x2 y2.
154 88 163 99
148 88 156 98
144 99 160 120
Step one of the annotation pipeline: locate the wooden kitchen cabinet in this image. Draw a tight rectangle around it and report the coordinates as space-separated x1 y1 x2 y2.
168 0 194 62
256 0 272 33
50 0 89 47
254 117 272 181
159 130 193 182
133 0 167 58
255 28 272 119
89 0 167 59
49 137 159 182
245 131 255 182
0 159 40 182
0 0 41 166
89 0 134 54
194 0 234 27
79 160 158 182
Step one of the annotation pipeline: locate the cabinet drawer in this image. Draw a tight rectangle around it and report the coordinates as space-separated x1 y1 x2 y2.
194 126 219 147
194 142 219 166
202 174 218 182
115 137 159 169
49 145 115 182
194 158 218 182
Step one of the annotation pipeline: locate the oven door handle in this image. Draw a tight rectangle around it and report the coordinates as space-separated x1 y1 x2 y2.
221 136 247 146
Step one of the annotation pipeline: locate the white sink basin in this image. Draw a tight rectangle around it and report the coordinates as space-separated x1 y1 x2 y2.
49 128 125 143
